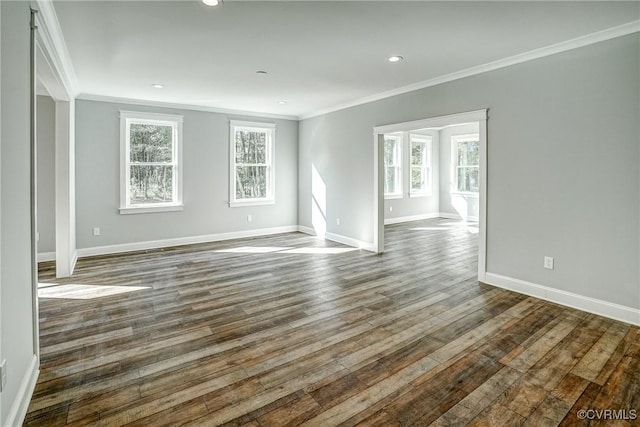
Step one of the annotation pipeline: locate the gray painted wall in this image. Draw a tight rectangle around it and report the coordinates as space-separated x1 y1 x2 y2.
75 100 298 249
384 130 440 221
299 34 640 309
1 1 37 423
37 95 56 253
439 123 480 220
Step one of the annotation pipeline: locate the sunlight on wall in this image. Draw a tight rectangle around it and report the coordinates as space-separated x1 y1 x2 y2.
38 283 151 300
312 164 327 237
451 194 469 220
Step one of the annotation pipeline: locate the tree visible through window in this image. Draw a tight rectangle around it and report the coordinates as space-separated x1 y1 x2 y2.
410 135 431 195
453 135 480 193
230 121 275 206
384 134 402 197
120 111 183 213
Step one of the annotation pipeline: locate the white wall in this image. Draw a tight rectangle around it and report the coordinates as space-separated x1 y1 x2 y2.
75 100 298 251
299 34 640 311
439 123 480 220
37 95 56 254
384 130 440 223
1 1 38 424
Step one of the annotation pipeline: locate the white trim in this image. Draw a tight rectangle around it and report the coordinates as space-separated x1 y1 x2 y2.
76 226 298 258
325 232 376 253
78 94 297 121
384 194 403 200
4 355 39 427
439 212 463 220
33 1 79 97
484 272 640 326
119 205 184 215
374 110 486 134
71 250 78 273
301 21 640 120
297 225 318 236
228 200 275 208
37 251 56 262
384 213 440 225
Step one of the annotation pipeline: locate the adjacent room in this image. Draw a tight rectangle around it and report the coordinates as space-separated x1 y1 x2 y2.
1 1 639 426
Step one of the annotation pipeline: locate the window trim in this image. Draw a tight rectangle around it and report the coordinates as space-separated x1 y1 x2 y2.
451 133 480 195
383 133 403 199
229 120 276 208
119 111 184 215
409 134 432 198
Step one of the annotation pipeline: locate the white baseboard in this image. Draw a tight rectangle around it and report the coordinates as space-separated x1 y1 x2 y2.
325 232 376 252
37 252 56 262
77 226 299 258
384 213 440 225
438 212 462 220
297 225 321 237
5 354 39 427
70 250 78 274
484 272 640 326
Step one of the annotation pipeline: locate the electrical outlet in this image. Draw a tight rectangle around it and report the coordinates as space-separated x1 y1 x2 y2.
389 206 393 212
544 256 554 270
36 232 40 242
247 215 252 222
336 218 341 226
0 359 7 392
93 227 101 236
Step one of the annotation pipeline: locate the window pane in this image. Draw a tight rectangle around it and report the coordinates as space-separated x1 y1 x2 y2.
458 140 479 166
384 139 397 165
130 165 173 204
411 167 424 191
411 142 425 166
130 124 173 163
457 166 479 192
236 166 267 199
235 130 267 164
385 166 397 194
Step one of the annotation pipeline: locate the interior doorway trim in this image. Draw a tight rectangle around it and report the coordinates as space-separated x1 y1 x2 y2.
372 109 488 281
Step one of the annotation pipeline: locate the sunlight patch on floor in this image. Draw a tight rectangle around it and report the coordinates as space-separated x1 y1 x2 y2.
38 283 151 300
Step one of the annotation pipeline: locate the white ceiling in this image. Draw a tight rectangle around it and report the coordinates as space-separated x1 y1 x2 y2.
52 1 640 119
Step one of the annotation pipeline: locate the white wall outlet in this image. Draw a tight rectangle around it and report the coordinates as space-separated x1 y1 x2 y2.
36 232 40 242
389 206 393 212
0 359 7 392
544 256 554 270
247 215 252 222
336 218 341 226
93 227 101 236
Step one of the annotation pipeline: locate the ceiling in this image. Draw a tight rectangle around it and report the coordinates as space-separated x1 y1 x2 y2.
52 1 640 119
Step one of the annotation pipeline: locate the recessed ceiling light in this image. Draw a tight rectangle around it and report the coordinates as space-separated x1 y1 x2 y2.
151 84 164 89
256 70 268 75
388 55 404 63
278 100 287 105
202 0 221 6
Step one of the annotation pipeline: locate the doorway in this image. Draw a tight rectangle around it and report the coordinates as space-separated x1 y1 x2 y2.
372 110 488 281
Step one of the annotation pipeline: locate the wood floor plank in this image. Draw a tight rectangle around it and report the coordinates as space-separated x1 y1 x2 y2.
27 218 640 427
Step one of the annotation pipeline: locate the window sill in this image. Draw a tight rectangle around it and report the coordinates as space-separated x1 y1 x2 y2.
384 194 403 200
409 192 433 198
229 199 275 208
119 204 184 215
451 191 479 197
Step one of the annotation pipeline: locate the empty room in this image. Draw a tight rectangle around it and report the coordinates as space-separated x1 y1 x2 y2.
1 0 639 426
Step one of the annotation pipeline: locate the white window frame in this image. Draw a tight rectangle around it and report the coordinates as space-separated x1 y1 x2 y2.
383 133 403 199
452 133 480 195
119 111 184 215
409 134 432 197
229 120 276 207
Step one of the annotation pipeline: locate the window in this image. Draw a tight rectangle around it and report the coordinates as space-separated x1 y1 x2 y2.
384 134 402 198
452 134 480 193
410 134 432 196
120 111 183 214
230 120 275 207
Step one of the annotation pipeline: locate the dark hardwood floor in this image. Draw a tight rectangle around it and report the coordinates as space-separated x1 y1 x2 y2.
25 219 639 426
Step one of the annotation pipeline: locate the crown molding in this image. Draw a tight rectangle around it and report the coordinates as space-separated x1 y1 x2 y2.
76 94 298 121
34 0 80 97
300 20 640 120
